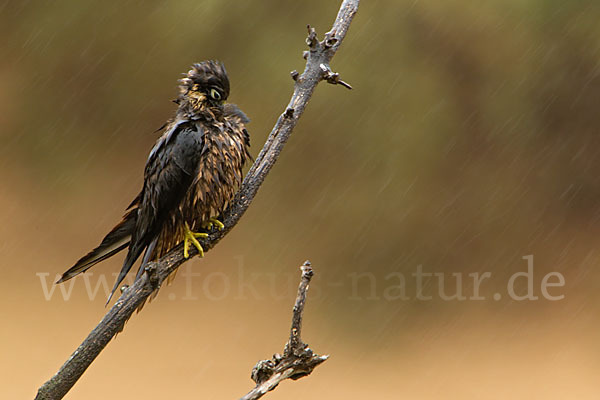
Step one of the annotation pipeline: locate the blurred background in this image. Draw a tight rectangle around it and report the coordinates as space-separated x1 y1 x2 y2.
2 0 600 398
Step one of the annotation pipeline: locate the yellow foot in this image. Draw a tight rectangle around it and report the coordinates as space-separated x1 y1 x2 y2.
202 217 225 231
183 222 208 258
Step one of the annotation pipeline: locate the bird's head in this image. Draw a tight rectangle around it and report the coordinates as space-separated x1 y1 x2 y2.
177 60 230 115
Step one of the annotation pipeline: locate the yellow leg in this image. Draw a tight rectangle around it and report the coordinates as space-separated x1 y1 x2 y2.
202 217 225 231
183 222 208 258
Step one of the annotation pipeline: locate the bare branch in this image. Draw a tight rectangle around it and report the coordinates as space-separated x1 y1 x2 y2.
240 261 327 400
35 1 359 399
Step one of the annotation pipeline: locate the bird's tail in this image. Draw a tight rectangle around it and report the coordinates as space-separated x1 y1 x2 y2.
106 232 152 304
57 207 138 284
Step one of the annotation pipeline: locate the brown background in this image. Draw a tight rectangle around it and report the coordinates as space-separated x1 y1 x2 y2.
2 0 599 398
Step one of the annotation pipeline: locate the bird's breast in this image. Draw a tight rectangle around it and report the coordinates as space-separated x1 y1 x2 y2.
186 120 249 224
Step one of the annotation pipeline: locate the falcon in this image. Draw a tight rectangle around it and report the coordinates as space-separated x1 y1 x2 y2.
57 61 251 303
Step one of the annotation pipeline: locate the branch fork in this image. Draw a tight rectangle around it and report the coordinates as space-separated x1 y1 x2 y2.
241 262 328 400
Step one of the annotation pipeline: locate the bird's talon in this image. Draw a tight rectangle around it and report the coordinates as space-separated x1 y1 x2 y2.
183 223 205 258
202 217 224 231
183 240 190 259
213 219 225 231
210 217 225 231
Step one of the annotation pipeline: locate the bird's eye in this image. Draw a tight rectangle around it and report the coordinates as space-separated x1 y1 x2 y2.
210 88 222 101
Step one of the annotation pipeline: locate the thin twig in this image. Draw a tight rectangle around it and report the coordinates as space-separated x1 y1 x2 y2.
35 1 359 399
286 262 313 354
240 261 327 400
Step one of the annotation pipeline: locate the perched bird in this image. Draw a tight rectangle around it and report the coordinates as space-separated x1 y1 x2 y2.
57 61 251 303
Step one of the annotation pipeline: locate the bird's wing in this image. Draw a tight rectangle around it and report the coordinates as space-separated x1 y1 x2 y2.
107 121 206 302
